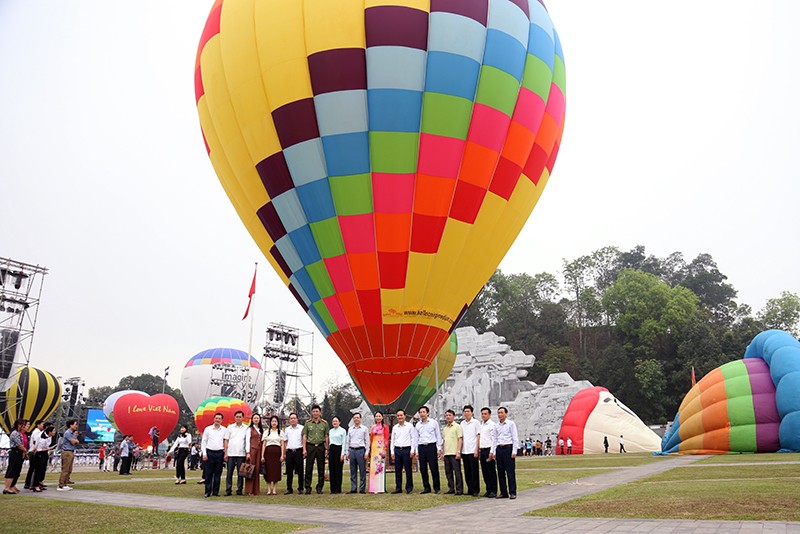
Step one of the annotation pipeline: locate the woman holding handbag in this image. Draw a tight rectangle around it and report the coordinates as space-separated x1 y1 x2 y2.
261 415 286 496
244 414 263 496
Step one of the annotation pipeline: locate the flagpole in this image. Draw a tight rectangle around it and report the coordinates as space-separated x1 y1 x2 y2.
247 262 258 360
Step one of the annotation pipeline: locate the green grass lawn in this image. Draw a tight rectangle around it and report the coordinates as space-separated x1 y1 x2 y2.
696 452 800 464
640 464 800 482
72 464 612 511
526 457 800 521
1 497 312 533
41 468 181 483
515 453 666 469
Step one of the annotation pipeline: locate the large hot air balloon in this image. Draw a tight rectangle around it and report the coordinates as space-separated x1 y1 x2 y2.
0 366 61 433
660 330 800 454
180 348 265 412
194 396 252 432
195 0 566 405
558 386 661 455
103 389 146 430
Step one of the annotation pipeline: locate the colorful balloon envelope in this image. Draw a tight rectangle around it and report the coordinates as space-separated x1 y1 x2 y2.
195 0 566 405
661 330 800 454
194 396 253 432
0 366 61 433
558 386 661 455
181 348 265 412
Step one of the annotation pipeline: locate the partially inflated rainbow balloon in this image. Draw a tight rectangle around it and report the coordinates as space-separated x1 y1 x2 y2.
194 396 253 432
661 330 800 454
195 0 566 405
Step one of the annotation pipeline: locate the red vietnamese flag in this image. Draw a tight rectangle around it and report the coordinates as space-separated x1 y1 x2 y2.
242 266 257 320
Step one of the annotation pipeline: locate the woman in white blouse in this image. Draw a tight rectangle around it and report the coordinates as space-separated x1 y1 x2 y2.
168 425 192 484
261 415 286 495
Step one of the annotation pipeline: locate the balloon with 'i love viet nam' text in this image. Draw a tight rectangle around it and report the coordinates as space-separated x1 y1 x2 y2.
112 393 180 446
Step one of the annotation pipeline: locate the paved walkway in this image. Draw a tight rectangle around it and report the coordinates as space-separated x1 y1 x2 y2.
33 456 800 533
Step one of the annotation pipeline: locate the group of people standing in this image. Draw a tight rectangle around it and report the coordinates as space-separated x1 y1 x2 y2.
2 418 78 494
196 411 294 497
189 403 521 500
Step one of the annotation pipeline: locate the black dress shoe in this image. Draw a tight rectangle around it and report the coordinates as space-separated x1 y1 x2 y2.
496 493 509 499
510 494 517 500
347 490 357 494
487 492 497 498
236 490 243 495
472 493 480 497
224 492 232 496
434 490 440 494
392 489 403 494
204 493 211 498
284 489 293 495
406 489 413 494
359 490 366 494
455 492 463 496
316 488 323 494
445 489 455 494
420 489 431 494
305 488 311 495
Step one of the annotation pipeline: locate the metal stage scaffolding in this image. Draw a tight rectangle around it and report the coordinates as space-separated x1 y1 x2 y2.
261 323 314 418
0 256 48 424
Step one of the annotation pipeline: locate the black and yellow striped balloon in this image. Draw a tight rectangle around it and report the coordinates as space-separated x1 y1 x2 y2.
0 366 62 433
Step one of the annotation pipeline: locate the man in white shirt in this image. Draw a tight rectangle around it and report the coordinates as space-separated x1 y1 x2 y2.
415 405 442 494
23 420 45 489
460 405 481 497
619 435 627 453
201 412 226 497
347 413 369 494
224 410 250 496
567 436 573 454
283 412 304 495
390 409 418 494
494 406 518 500
478 407 498 498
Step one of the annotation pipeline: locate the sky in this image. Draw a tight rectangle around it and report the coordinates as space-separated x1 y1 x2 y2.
1 1 798 398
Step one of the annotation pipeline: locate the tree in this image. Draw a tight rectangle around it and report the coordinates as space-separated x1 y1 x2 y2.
319 382 361 428
616 245 665 278
603 270 699 359
458 271 502 332
563 255 594 355
758 291 800 336
633 358 667 422
86 385 115 405
677 253 738 323
491 271 564 357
